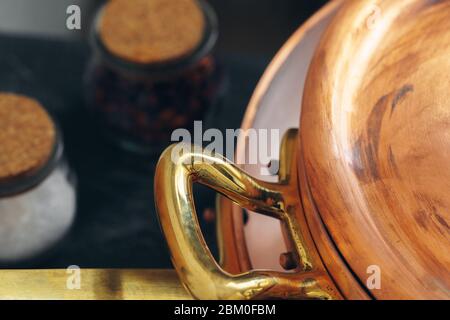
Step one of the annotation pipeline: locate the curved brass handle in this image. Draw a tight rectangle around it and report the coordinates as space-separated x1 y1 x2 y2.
154 130 339 300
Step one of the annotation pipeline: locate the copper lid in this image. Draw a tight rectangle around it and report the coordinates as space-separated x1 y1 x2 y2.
0 93 57 195
301 0 450 299
99 0 206 65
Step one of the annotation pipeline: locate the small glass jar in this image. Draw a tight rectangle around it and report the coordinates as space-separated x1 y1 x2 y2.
0 94 76 266
85 0 223 154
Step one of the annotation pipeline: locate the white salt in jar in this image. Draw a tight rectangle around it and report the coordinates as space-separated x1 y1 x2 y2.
0 93 76 265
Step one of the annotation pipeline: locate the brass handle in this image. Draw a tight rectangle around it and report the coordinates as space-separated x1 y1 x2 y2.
154 130 339 300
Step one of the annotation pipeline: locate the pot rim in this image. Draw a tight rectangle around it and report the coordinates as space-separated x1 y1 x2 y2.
217 0 369 300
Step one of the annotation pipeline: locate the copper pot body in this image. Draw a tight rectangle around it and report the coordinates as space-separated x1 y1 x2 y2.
155 0 450 300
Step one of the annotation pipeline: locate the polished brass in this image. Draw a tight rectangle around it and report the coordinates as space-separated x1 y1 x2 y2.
154 129 340 300
0 269 190 300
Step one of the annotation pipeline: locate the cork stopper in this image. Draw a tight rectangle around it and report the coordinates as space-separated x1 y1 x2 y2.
0 93 56 184
99 0 206 65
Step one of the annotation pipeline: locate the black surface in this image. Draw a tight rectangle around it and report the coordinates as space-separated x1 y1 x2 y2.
0 34 269 268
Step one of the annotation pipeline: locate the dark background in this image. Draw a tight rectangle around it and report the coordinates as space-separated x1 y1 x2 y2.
0 0 327 56
0 0 327 269
210 0 328 55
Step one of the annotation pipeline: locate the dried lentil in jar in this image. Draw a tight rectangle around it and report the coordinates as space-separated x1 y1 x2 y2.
0 93 76 265
85 0 222 154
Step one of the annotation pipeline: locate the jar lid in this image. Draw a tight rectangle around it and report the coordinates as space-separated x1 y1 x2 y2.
99 0 206 65
0 93 60 197
91 0 218 79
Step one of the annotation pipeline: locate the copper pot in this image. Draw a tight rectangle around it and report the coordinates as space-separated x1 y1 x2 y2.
154 0 450 300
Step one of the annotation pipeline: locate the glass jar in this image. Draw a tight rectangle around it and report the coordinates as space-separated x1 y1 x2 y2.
0 93 76 265
84 0 223 154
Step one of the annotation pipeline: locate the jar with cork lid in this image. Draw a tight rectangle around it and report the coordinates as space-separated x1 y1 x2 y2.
0 93 76 265
85 0 222 154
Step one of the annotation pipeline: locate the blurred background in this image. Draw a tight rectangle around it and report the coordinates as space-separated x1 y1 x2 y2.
0 0 328 269
0 0 327 56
